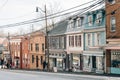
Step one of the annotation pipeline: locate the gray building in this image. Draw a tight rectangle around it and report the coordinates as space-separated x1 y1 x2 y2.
48 20 68 71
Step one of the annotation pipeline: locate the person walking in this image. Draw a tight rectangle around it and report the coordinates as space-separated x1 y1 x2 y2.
43 61 47 71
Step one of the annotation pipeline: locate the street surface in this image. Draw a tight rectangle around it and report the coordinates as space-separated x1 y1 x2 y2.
0 70 119 80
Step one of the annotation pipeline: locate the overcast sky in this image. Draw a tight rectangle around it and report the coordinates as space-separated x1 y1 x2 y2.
0 0 92 35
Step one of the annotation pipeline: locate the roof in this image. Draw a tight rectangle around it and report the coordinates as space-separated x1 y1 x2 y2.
48 20 68 36
0 38 5 44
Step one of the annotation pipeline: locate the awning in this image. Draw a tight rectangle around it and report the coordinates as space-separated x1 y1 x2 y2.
83 51 104 56
105 46 120 50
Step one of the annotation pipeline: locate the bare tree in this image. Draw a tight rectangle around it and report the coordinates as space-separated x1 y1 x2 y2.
36 1 63 29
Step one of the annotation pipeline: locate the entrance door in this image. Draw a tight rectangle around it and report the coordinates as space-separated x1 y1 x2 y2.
92 56 96 69
36 56 39 67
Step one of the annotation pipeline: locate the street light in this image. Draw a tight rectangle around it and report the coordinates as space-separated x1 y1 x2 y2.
36 5 50 71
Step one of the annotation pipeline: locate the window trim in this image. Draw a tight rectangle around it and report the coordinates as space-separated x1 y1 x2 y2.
110 16 116 32
107 0 115 4
88 15 93 26
96 13 102 24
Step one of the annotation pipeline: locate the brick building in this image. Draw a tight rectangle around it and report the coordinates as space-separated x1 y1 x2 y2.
29 31 45 70
21 36 30 69
10 36 22 69
105 0 120 74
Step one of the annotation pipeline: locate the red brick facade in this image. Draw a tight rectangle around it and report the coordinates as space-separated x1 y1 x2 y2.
106 0 120 39
10 37 22 69
21 36 30 69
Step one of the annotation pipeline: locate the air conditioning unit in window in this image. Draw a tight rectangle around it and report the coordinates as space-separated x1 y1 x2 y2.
96 19 101 24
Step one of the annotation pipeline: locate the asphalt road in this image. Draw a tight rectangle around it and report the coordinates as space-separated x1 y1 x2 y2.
0 70 119 80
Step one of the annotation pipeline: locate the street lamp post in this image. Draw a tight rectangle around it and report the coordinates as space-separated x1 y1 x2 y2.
36 5 50 71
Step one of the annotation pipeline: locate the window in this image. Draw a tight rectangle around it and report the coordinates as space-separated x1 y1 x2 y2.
75 35 81 47
31 43 33 51
32 55 34 63
36 56 39 67
69 36 74 47
35 43 39 52
97 33 100 45
77 18 81 27
88 15 93 26
88 34 91 46
110 16 116 32
111 50 120 68
41 56 43 64
77 17 84 27
69 20 74 28
107 0 115 4
60 37 65 49
96 13 102 24
42 43 44 52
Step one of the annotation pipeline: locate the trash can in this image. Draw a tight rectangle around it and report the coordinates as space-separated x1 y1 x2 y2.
53 67 57 72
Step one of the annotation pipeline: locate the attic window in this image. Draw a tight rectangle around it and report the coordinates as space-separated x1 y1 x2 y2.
88 15 93 26
107 0 115 4
96 13 102 24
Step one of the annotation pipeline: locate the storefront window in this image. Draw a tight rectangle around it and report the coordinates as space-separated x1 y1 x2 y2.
96 56 104 70
111 50 120 68
57 59 62 69
84 55 91 68
73 54 80 70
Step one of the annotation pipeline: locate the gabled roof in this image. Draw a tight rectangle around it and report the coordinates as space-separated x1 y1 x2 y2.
48 20 68 36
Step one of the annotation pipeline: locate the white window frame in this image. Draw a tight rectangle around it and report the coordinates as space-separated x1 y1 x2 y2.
69 20 74 28
97 33 100 46
77 18 81 27
107 0 115 4
110 16 116 32
88 15 93 26
96 13 102 24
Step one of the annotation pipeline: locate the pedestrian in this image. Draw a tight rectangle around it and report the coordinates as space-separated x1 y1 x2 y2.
43 61 47 71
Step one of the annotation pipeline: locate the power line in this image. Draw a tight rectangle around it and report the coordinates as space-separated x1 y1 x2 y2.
0 0 98 21
45 0 99 17
0 0 103 28
0 11 35 20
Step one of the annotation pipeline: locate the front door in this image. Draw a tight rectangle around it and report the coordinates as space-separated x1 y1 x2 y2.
92 56 96 71
36 56 39 67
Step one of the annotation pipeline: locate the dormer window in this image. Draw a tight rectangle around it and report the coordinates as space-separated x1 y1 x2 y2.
77 18 81 27
107 0 115 4
77 17 84 28
88 15 93 26
69 19 74 29
96 13 102 24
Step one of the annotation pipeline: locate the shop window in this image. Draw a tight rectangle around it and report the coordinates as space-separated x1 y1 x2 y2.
111 50 120 68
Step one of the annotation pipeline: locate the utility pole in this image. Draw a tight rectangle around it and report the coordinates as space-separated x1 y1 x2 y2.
36 5 49 71
8 33 12 68
45 5 50 71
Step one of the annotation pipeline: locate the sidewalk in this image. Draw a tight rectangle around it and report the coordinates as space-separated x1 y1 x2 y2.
56 70 120 78
2 68 120 77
